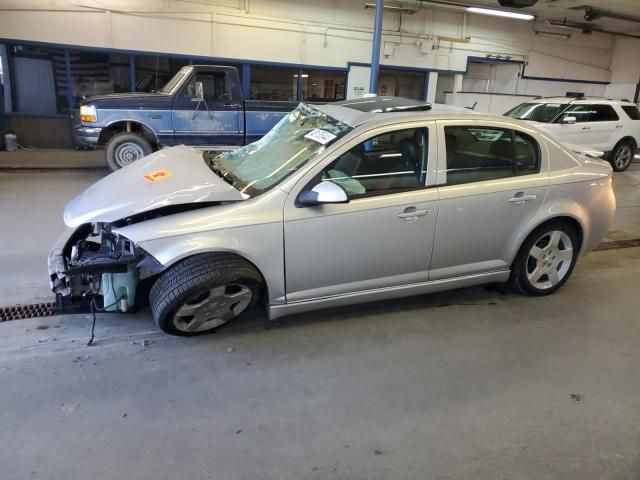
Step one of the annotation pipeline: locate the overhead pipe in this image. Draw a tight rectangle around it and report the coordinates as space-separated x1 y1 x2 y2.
369 0 384 94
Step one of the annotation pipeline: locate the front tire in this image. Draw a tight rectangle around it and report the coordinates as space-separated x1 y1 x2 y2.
149 254 262 336
609 139 635 172
105 132 153 171
509 221 578 296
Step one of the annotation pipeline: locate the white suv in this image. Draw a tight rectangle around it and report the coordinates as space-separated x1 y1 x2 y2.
505 97 640 171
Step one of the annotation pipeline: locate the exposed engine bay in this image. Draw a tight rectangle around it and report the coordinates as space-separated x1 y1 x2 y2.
49 222 164 313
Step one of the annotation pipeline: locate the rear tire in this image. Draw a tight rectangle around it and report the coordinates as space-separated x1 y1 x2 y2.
609 139 635 172
509 221 579 296
105 133 153 171
149 253 262 336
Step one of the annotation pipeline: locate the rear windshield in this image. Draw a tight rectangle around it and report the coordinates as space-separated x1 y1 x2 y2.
505 102 568 123
622 105 640 120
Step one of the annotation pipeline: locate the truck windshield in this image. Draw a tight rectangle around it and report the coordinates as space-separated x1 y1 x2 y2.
210 104 353 197
505 102 569 123
158 67 190 94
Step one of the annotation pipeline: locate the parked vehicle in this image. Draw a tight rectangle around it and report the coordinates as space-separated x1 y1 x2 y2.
76 65 296 170
505 97 640 171
50 97 616 336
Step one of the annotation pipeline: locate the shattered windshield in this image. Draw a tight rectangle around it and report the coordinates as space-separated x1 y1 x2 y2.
505 102 569 123
210 103 353 196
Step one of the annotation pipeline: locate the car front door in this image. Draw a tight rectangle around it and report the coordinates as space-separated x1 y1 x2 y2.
430 121 549 280
171 70 243 147
283 124 439 302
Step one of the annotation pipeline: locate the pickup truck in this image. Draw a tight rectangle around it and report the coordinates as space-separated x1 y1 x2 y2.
76 65 297 170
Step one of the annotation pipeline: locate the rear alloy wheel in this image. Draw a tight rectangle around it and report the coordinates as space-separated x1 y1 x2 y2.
105 132 153 171
149 254 262 336
610 140 635 172
510 222 578 296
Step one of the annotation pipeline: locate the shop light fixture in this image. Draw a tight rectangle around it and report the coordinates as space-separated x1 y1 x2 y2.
293 74 310 78
467 6 534 21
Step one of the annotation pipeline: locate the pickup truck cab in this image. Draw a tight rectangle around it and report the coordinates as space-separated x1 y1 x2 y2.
76 65 296 170
505 97 640 171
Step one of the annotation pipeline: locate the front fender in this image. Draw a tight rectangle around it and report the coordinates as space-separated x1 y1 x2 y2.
135 222 286 306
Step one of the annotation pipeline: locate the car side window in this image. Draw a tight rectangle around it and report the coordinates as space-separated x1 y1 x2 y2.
589 104 619 122
559 104 591 123
444 126 540 186
321 128 428 199
183 72 231 102
622 105 640 120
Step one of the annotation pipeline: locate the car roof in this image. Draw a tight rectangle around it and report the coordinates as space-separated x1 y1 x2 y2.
525 97 635 106
314 97 484 128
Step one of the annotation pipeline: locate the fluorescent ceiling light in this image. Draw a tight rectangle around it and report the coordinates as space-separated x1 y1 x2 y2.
293 74 309 78
467 6 534 21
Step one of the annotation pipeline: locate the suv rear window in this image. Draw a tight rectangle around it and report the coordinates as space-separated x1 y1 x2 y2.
622 105 640 120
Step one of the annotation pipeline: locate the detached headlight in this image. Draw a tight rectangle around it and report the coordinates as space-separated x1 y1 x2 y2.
80 104 97 123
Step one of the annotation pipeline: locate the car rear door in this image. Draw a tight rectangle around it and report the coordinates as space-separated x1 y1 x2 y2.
283 123 439 302
429 120 549 280
583 104 623 152
171 69 243 147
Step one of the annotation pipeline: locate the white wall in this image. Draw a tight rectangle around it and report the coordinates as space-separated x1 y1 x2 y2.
607 36 640 101
0 0 616 81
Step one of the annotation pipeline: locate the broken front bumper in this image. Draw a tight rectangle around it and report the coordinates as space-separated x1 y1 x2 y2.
48 223 165 312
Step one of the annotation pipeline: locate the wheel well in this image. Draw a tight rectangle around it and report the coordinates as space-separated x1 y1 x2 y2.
145 251 269 307
524 216 584 254
98 121 159 149
616 136 637 150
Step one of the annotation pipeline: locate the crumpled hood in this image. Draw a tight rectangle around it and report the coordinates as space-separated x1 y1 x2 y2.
64 146 245 227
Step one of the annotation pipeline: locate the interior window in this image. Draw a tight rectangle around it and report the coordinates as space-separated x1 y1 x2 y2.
183 72 230 102
321 128 428 199
444 126 539 186
589 105 619 122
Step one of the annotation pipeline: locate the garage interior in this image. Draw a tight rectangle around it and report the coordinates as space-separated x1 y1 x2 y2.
1 1 640 479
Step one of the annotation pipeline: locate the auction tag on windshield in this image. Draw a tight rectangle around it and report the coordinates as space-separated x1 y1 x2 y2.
144 169 173 182
305 129 337 145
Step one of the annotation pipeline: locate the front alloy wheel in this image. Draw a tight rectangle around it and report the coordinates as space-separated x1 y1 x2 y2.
149 253 262 336
172 284 253 334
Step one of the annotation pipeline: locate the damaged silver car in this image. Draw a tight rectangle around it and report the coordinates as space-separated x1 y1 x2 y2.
49 97 616 335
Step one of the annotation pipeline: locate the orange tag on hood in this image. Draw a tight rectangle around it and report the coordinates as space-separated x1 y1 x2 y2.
144 169 173 182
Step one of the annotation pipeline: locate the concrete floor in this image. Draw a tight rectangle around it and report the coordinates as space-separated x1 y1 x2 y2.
1 162 639 479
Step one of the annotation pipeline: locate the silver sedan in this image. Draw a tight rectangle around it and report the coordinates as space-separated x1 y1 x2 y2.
49 97 616 335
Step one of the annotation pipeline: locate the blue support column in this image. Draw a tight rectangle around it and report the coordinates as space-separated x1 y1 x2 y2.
242 63 251 100
297 67 304 101
369 0 384 94
64 50 73 112
422 71 429 101
129 54 136 92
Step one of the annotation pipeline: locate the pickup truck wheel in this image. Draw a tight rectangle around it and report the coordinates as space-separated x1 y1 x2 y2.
149 254 262 336
105 133 153 171
610 140 635 172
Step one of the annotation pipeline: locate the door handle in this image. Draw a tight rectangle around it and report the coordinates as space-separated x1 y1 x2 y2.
581 126 590 130
616 125 623 129
397 207 429 220
509 193 537 205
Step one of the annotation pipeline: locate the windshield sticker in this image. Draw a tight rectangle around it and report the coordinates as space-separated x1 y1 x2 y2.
304 129 337 145
144 169 173 182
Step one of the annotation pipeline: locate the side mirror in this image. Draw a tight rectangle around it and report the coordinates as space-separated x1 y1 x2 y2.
192 81 204 102
561 116 577 124
298 181 349 206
